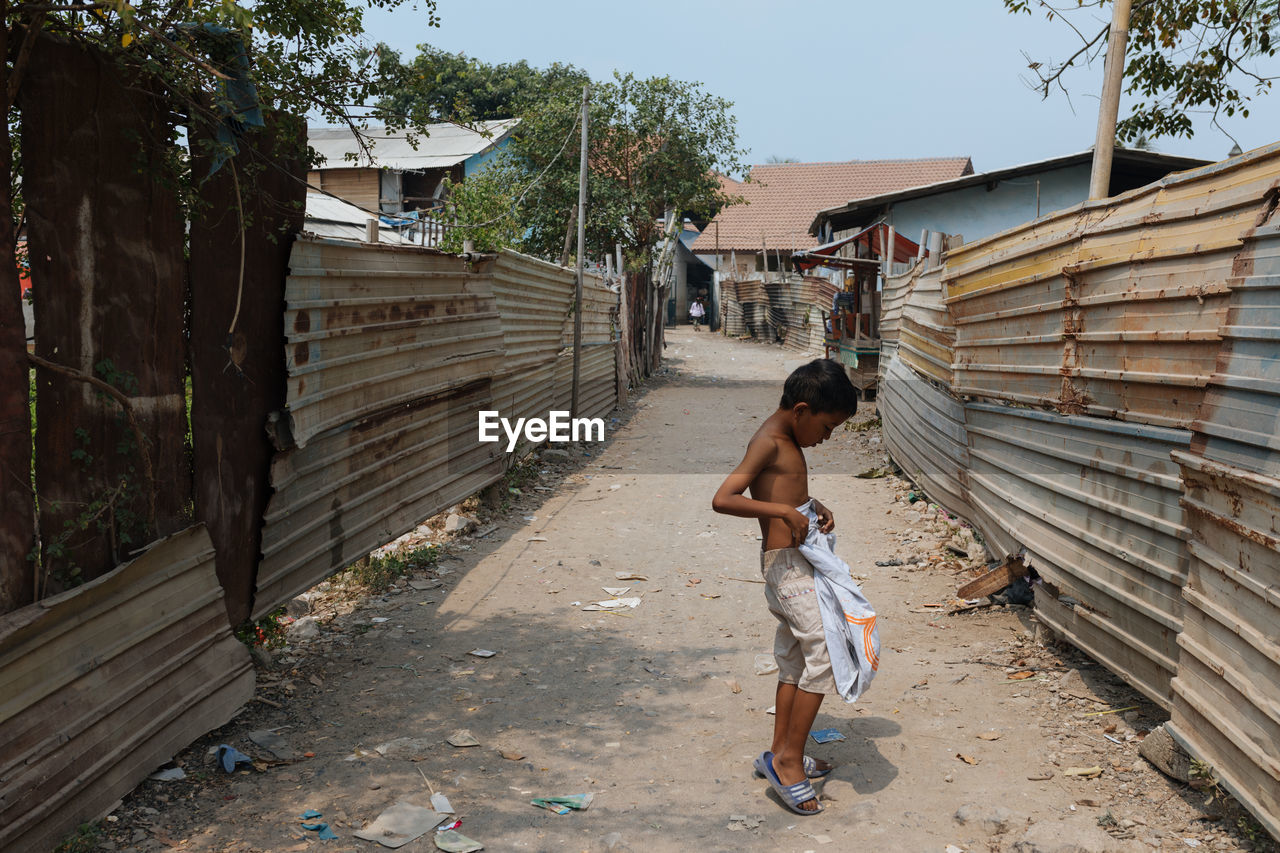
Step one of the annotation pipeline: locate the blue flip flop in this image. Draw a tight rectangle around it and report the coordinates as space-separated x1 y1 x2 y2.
760 751 824 816
753 753 832 779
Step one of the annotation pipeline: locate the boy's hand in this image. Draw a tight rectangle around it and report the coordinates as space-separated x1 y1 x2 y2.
812 499 835 534
785 508 810 545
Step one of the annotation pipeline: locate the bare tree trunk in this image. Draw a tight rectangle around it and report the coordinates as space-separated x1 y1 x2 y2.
189 111 306 626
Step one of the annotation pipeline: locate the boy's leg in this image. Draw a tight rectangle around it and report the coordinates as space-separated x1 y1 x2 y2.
770 684 825 811
770 682 833 774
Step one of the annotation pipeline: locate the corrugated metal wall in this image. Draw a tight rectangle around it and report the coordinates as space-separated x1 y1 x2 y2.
877 143 1280 838
1168 225 1280 841
282 240 506 449
254 239 618 619
717 275 831 355
0 526 253 853
965 402 1192 705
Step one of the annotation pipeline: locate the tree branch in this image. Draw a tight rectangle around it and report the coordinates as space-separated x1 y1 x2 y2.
1030 20 1111 98
27 352 157 532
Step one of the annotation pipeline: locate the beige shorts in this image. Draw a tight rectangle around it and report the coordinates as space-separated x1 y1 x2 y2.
761 547 835 694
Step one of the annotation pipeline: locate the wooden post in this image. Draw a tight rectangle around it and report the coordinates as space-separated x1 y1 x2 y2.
365 218 379 243
571 85 589 418
559 205 577 267
0 19 32 612
1089 0 1132 200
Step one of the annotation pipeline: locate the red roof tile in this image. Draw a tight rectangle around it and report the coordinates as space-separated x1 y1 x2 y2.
691 157 972 252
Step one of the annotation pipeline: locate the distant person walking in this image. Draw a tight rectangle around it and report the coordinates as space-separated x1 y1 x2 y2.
689 297 706 330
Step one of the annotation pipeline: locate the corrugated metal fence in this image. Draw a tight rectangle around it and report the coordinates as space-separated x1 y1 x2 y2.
254 238 619 619
1 233 619 850
0 526 253 853
717 274 834 354
877 143 1280 839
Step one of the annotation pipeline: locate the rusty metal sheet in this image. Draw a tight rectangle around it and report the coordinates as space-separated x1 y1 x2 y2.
0 525 253 852
1167 226 1280 839
964 401 1192 706
1187 226 1280 473
189 114 305 625
879 355 975 526
720 279 748 337
256 379 502 618
23 33 190 587
490 252 617 447
562 272 618 349
1170 453 1280 840
879 260 925 348
898 266 954 386
492 252 575 369
944 143 1280 430
554 346 617 420
0 252 30 612
282 237 505 448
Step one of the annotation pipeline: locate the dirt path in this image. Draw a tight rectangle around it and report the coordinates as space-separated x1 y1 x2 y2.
94 329 1268 853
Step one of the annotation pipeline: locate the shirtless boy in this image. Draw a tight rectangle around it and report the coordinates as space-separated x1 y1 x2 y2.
711 358 857 815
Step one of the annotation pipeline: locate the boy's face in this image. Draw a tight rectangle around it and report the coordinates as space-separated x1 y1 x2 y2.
792 405 850 448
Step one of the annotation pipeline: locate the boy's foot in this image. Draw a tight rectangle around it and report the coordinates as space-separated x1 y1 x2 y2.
761 752 823 814
753 754 833 779
803 755 834 777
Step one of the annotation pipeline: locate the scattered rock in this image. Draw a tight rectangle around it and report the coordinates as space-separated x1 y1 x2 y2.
543 449 571 460
954 803 1017 835
247 730 294 760
373 737 435 760
287 616 321 641
599 831 629 850
444 514 478 535
1012 819 1144 853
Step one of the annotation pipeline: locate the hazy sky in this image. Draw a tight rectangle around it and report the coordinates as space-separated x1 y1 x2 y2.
361 0 1279 174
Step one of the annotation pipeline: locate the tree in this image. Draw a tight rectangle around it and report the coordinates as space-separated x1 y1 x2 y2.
372 44 589 125
512 71 748 262
1006 0 1278 142
437 154 526 253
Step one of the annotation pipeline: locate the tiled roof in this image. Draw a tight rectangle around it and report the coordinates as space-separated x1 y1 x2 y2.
691 157 972 252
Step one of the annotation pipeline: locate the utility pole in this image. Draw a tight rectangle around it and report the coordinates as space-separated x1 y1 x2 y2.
571 85 589 418
1089 0 1132 200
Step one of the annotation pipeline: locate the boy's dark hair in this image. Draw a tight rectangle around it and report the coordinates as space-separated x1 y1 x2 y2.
779 358 858 415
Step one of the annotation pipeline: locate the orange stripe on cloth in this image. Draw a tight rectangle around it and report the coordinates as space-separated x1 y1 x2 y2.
845 613 879 671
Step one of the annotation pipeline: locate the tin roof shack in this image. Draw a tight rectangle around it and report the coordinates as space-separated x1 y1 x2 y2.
307 119 519 215
693 158 971 357
809 148 1208 249
303 191 457 248
794 224 924 394
692 157 972 275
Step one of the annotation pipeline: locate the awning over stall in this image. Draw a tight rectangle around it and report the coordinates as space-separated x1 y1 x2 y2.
791 223 921 272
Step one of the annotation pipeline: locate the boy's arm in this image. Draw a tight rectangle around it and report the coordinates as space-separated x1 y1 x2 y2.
711 435 809 543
